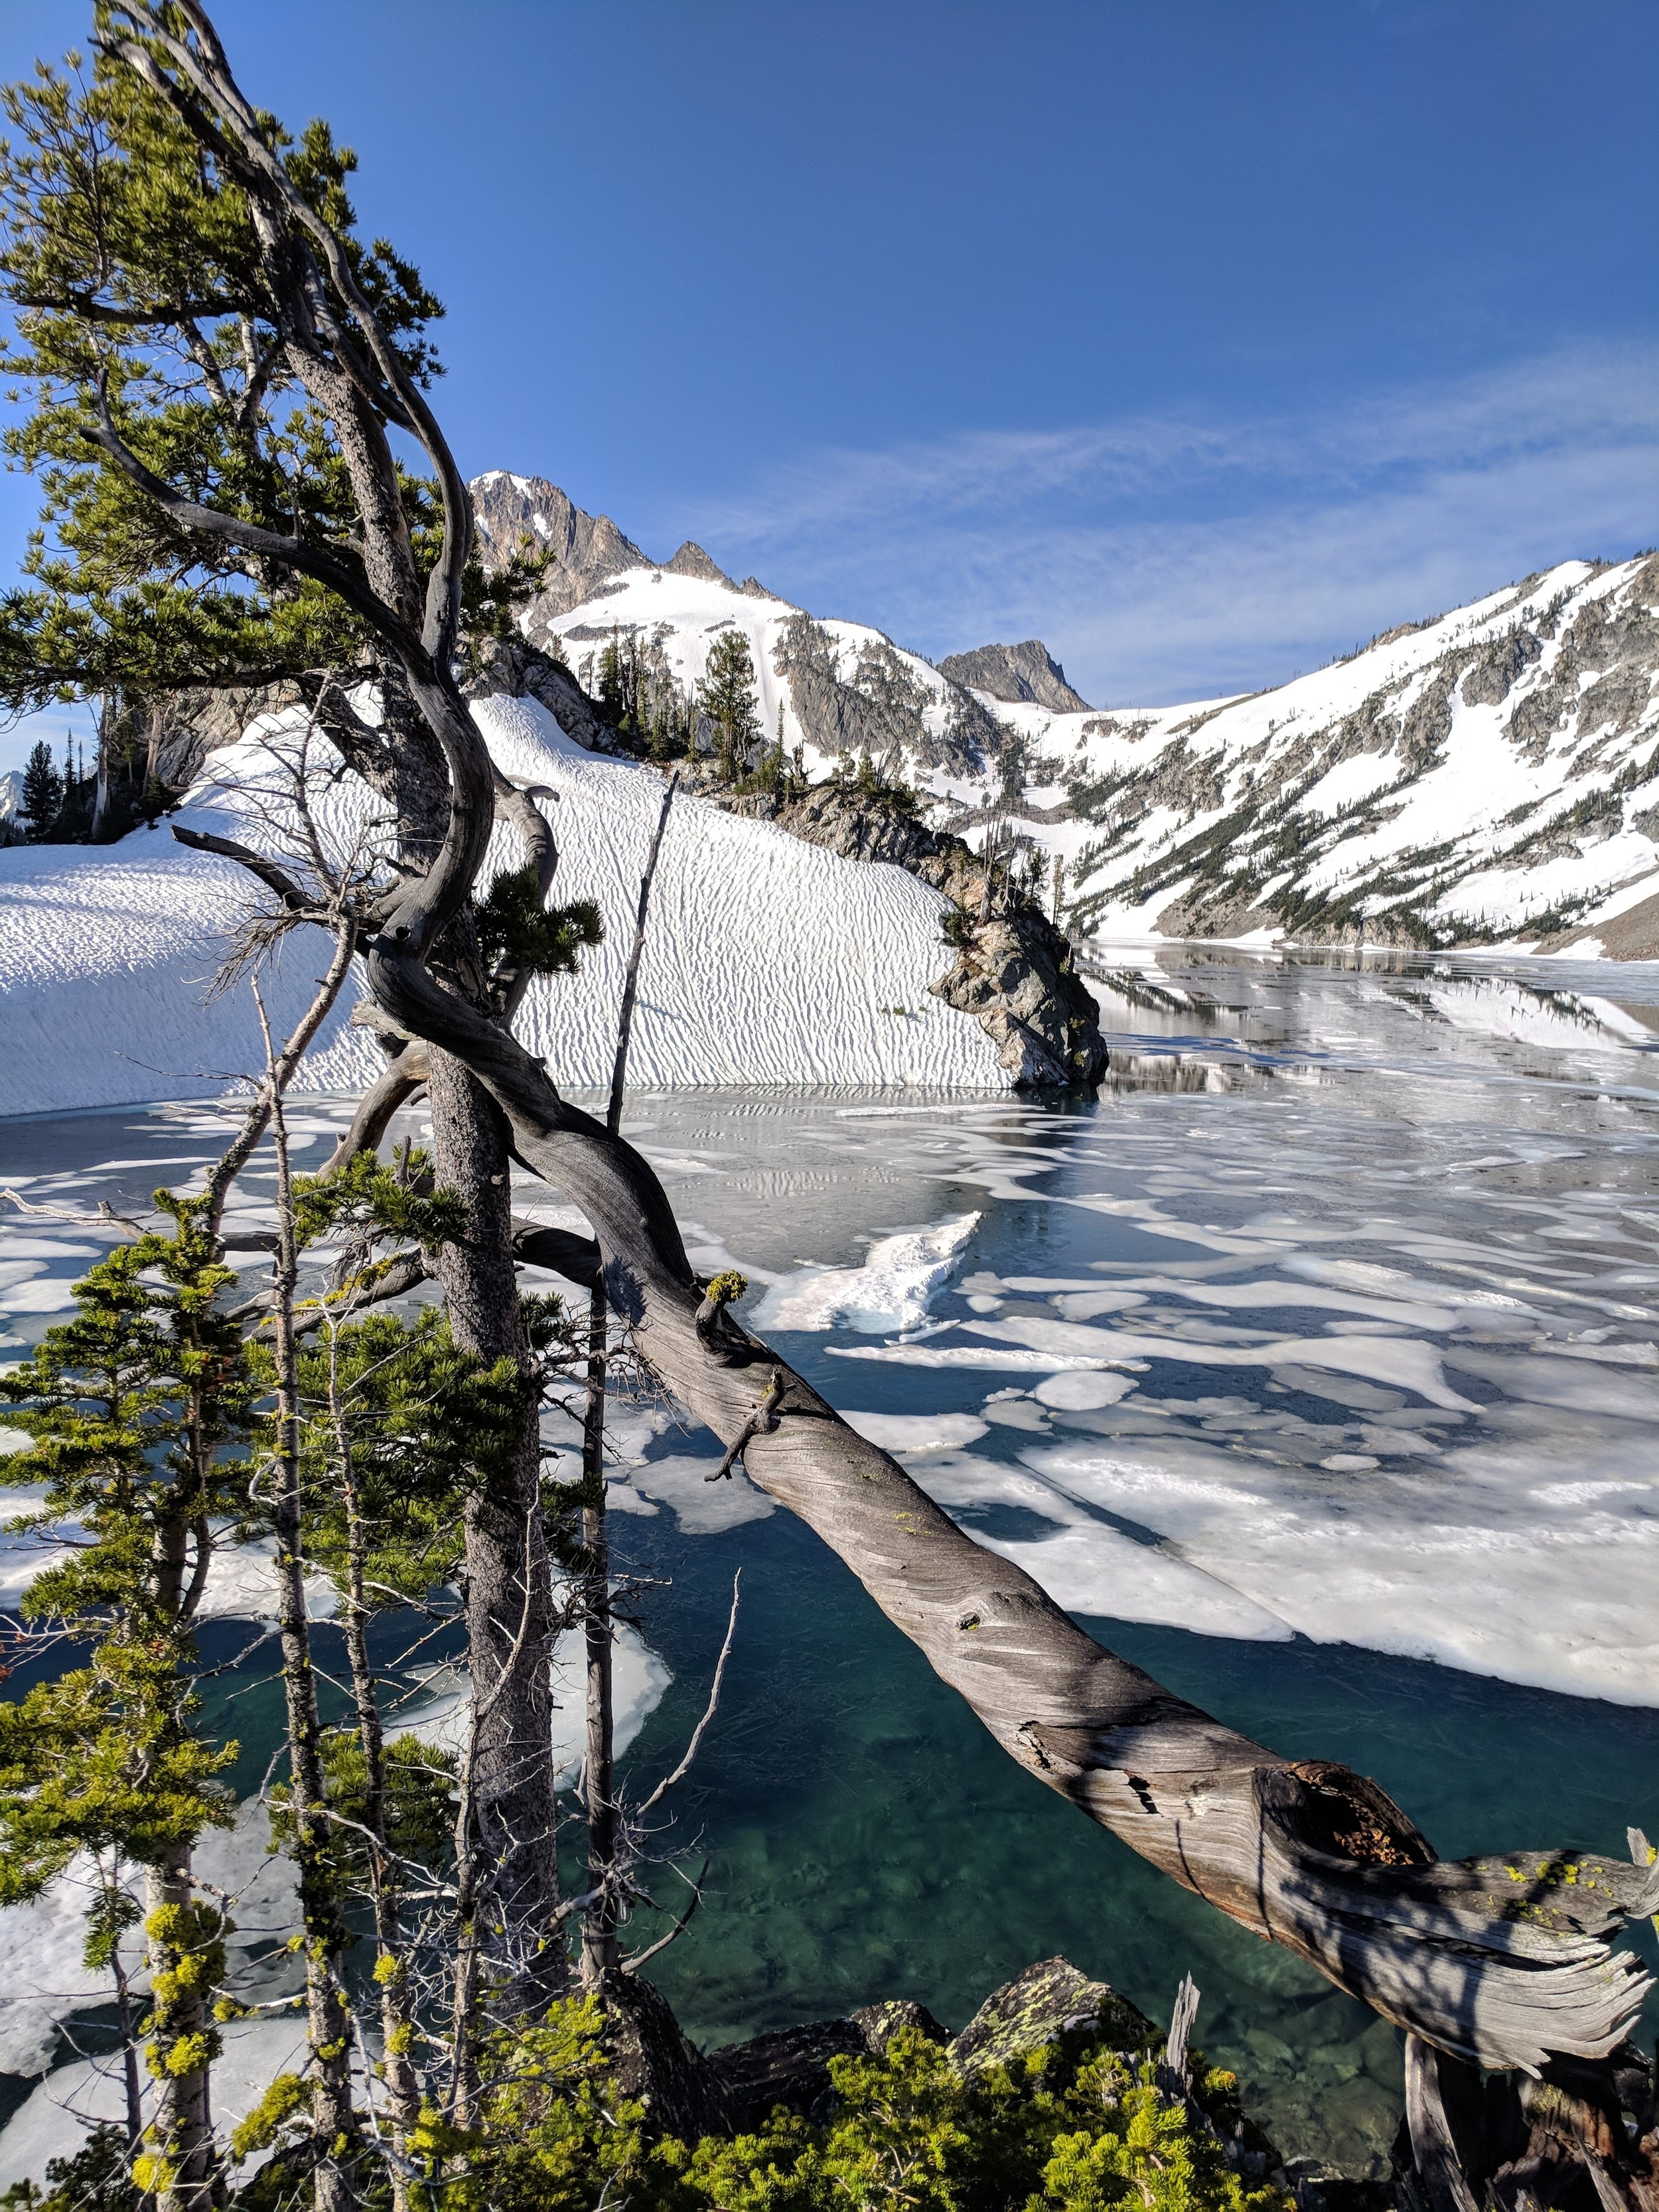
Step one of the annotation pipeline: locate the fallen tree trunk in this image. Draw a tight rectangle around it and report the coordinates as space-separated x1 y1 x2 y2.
365 936 1659 2077
114 0 1652 2078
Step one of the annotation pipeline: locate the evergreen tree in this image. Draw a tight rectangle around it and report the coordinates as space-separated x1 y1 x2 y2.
0 1 578 2017
0 1203 255 2207
18 735 60 838
700 628 760 780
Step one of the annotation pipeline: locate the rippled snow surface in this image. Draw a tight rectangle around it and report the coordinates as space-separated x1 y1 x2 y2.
1 944 1657 2182
0 695 1003 1115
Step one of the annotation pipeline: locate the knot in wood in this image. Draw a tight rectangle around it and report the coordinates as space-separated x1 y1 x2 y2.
695 1270 751 1365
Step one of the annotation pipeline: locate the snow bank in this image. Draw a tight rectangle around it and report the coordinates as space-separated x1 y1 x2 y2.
0 694 1005 1116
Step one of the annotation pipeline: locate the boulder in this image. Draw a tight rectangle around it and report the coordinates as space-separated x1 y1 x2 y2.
948 1956 1157 2075
707 1998 948 2129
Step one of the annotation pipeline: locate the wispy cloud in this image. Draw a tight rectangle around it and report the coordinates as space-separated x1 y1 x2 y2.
687 344 1659 705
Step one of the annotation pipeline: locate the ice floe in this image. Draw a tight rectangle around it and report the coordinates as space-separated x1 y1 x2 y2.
755 1213 980 1333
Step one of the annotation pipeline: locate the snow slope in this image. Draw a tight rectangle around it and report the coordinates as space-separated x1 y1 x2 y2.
954 557 1659 955
0 694 1004 1118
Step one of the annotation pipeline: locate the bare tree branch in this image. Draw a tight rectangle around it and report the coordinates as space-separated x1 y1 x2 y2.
634 1573 740 1818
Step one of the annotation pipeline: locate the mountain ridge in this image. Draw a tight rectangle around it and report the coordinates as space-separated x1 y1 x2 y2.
470 473 1659 959
938 640 1091 713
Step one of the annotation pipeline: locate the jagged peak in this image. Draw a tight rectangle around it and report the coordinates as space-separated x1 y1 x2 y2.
938 640 1092 714
665 541 733 586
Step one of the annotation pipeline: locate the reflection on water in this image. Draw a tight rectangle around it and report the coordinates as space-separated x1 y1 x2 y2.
1 944 1656 2180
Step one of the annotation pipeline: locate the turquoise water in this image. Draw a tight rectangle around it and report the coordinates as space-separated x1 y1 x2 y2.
2 944 1658 2178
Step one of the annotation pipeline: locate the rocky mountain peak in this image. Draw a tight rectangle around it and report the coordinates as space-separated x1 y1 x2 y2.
470 471 652 622
664 540 734 587
938 640 1092 713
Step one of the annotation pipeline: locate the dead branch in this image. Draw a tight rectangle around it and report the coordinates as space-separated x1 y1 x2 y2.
634 1573 741 1819
363 932 1659 2074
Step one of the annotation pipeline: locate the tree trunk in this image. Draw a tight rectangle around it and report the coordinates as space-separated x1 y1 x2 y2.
267 1080 359 2212
425 1051 562 2006
91 694 109 840
142 1846 217 2212
143 699 164 795
581 769 674 1988
332 1380 419 2212
579 1282 617 1988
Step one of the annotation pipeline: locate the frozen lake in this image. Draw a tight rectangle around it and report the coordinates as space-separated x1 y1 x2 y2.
0 942 1656 2181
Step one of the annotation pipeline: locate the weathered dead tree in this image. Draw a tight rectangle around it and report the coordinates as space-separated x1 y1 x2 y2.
366 944 1659 2073
581 769 678 1987
68 0 1656 2095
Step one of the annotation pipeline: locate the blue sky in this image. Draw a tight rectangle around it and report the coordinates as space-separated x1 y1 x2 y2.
1 0 1656 771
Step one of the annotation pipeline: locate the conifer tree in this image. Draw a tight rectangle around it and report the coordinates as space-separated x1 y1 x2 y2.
700 628 760 780
18 735 60 837
0 1 572 2004
0 1205 253 2211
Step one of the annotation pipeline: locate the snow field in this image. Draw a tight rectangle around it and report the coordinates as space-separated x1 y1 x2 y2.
0 690 1005 1118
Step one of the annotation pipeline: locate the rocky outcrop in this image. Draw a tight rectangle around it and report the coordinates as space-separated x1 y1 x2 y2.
930 914 1108 1086
659 1960 1156 2138
947 1956 1155 2075
463 633 617 753
940 638 1092 713
774 613 1005 780
665 540 734 586
715 776 1108 1086
471 471 653 627
597 1968 733 2139
709 2000 948 2129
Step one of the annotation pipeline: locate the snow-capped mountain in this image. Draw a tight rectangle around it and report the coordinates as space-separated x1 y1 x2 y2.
472 473 1013 784
989 556 1659 959
477 475 1659 960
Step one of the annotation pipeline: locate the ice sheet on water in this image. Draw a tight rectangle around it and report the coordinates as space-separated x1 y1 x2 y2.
616 1454 776 1533
0 2016 313 2189
1001 1427 1659 1704
1033 1372 1135 1410
902 1448 1291 1643
828 1343 1125 1372
0 1502 340 1621
755 1213 981 1333
0 1804 299 2082
843 1410 989 1450
399 1620 670 1787
961 1316 1480 1409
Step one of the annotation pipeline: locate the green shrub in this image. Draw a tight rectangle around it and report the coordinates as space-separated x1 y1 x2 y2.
446 2008 1287 2212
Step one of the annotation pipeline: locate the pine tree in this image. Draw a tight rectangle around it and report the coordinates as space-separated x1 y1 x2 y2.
0 1203 254 2208
18 736 61 838
701 627 760 780
0 7 577 2015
